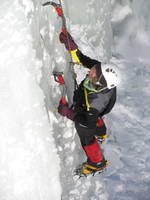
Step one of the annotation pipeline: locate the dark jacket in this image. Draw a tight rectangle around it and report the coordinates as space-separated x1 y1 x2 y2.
73 50 117 128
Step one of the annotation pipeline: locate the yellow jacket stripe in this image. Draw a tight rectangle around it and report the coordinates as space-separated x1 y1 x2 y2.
70 49 83 65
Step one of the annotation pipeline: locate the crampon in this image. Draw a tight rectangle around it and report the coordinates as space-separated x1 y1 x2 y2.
74 160 108 178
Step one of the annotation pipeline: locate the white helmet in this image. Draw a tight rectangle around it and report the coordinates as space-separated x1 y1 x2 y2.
101 63 119 89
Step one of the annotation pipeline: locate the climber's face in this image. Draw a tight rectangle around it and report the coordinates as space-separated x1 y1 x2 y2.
88 66 98 85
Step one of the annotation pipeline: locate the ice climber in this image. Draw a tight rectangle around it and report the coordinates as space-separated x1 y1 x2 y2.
56 30 119 176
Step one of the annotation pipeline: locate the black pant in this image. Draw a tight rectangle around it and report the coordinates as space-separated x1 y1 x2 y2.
75 121 106 147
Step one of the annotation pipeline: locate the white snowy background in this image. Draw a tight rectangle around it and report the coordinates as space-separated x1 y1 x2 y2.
0 0 150 200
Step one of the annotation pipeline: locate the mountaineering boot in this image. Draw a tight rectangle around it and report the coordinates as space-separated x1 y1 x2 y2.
82 158 108 175
74 140 108 177
74 158 108 177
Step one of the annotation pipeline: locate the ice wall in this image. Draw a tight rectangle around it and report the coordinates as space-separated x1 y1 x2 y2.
0 0 61 199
